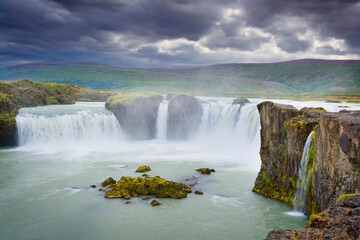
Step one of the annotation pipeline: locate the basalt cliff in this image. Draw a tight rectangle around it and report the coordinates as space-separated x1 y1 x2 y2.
253 101 360 216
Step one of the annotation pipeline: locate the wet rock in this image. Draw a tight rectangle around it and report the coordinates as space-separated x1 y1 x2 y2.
125 201 132 204
101 177 116 187
194 190 203 195
150 200 161 206
196 168 215 174
103 176 190 200
136 165 151 173
265 194 360 240
90 185 96 188
142 174 149 177
167 93 202 140
232 97 250 106
105 92 163 140
142 197 151 201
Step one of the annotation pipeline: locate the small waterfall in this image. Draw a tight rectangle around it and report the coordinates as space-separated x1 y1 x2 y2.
235 104 260 142
16 103 122 146
156 100 168 140
293 131 314 212
198 101 240 136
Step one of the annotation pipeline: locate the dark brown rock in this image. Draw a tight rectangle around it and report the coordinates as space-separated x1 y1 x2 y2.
232 97 250 106
150 200 161 206
195 168 215 174
265 195 360 240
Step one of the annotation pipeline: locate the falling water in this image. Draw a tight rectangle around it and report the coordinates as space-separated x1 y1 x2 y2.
16 102 122 146
293 131 314 213
156 100 168 140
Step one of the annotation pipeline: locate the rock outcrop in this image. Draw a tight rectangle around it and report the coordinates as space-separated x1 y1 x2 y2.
232 97 250 106
253 101 320 207
105 92 163 140
253 101 359 215
265 194 360 240
103 176 192 200
167 93 202 140
313 112 360 212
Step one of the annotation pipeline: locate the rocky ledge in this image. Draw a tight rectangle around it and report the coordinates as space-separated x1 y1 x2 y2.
265 194 360 240
253 101 360 215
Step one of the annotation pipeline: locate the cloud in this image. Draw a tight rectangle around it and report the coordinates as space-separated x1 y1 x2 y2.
0 0 359 68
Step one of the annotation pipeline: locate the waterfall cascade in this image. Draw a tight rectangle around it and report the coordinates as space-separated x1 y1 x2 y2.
293 131 314 212
16 99 260 148
16 103 122 146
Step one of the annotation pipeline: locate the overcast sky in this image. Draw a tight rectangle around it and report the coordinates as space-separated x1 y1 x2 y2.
1 0 360 68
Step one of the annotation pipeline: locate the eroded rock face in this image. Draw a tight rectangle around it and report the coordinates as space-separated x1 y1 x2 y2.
253 101 319 206
265 194 360 240
253 101 360 216
313 112 360 212
167 94 202 140
106 94 163 140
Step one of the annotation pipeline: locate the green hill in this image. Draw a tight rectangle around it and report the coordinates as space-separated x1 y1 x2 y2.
0 59 359 95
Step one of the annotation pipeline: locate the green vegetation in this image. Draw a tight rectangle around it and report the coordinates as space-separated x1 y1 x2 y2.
336 193 356 203
105 91 161 109
1 60 359 95
103 175 191 200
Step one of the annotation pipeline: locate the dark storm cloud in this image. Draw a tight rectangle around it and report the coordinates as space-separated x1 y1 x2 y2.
240 0 360 48
0 0 359 68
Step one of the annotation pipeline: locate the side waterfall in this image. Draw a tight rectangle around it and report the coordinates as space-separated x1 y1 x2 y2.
293 131 314 213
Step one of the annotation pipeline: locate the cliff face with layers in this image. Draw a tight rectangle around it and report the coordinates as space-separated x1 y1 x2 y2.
253 102 321 207
314 112 360 212
253 101 360 216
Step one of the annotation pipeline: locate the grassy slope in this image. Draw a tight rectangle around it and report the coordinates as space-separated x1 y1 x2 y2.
0 60 359 95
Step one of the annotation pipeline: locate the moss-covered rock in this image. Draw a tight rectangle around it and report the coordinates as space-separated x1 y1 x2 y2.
101 177 116 187
105 92 163 140
150 200 161 206
136 165 151 173
103 176 190 200
195 168 215 174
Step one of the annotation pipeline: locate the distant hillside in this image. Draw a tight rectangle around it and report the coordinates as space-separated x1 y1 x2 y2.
0 59 359 94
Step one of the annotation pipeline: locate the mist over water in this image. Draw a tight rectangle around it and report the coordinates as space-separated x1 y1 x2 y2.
1 98 359 240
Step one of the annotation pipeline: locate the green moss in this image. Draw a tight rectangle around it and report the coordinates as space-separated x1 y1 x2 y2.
101 177 116 187
135 165 151 173
253 170 295 206
195 168 215 174
336 194 356 203
103 175 190 200
106 91 161 109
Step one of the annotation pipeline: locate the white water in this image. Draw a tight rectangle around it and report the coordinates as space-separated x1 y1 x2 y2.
156 100 168 140
293 131 314 213
2 98 359 240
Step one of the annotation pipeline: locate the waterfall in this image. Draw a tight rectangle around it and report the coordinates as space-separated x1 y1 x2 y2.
16 103 122 146
156 100 168 140
235 104 260 142
293 131 314 212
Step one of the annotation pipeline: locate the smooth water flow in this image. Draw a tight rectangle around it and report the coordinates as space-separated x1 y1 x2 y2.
293 131 314 213
5 98 349 240
156 100 168 140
